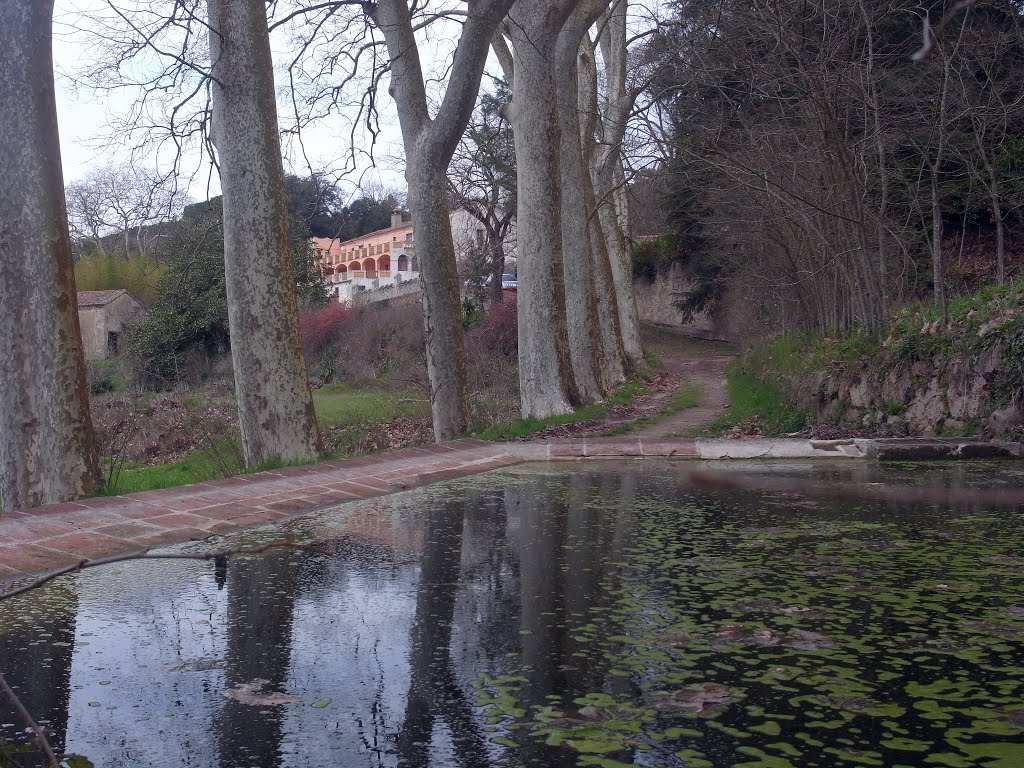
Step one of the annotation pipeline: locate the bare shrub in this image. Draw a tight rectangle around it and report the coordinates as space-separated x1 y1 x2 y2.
465 301 520 427
91 389 240 467
308 301 429 390
321 415 432 456
299 302 358 382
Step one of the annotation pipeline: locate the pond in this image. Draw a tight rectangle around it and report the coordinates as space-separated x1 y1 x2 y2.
1 460 1024 767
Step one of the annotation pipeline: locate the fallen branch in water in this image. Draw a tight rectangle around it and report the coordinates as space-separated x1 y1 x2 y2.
0 541 330 603
685 468 1024 508
0 672 60 768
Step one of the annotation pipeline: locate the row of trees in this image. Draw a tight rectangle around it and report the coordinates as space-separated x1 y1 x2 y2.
647 0 1024 335
0 0 649 511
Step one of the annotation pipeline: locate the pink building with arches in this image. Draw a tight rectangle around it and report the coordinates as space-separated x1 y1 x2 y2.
313 210 419 302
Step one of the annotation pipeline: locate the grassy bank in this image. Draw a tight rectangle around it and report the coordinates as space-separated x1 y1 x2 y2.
100 383 432 496
699 362 812 437
709 281 1024 437
474 380 651 441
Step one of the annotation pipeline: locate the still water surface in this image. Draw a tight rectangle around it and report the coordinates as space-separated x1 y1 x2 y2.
2 461 1023 767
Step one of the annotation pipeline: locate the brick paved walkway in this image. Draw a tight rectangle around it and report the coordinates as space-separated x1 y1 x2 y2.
0 437 697 582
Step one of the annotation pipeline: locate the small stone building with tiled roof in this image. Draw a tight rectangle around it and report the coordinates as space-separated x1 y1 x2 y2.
76 290 146 361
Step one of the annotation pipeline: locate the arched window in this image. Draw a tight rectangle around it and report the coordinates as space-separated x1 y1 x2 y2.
397 254 408 272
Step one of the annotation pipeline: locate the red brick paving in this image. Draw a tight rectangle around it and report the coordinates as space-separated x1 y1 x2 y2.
0 438 697 582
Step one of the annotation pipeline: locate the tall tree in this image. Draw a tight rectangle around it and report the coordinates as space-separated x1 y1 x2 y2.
208 0 321 466
506 0 583 418
578 38 627 387
556 0 626 397
64 163 189 259
591 0 644 365
368 0 517 440
0 0 100 511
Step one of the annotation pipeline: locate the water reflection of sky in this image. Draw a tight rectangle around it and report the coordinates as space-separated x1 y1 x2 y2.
2 460 1024 768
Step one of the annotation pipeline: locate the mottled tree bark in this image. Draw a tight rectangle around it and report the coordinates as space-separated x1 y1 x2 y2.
579 41 627 389
208 0 321 466
371 0 516 439
509 0 581 417
0 0 100 512
594 0 644 366
406 160 471 438
555 2 610 400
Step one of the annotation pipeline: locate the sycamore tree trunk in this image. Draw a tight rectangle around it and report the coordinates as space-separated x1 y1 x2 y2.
406 161 471 437
593 158 643 365
594 0 644 366
509 0 581 417
555 1 609 400
208 0 321 466
577 27 626 391
371 0 515 439
0 0 100 512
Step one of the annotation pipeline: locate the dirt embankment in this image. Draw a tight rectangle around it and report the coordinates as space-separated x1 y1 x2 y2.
746 287 1024 439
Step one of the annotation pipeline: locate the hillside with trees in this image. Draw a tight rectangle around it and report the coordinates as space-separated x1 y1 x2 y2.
640 0 1024 335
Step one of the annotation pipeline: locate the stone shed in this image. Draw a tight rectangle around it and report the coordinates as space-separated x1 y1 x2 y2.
77 290 146 361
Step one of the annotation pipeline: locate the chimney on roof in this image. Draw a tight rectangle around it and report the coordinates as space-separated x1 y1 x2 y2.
391 209 403 229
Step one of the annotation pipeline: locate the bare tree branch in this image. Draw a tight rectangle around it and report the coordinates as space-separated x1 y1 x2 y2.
0 673 60 768
0 541 328 603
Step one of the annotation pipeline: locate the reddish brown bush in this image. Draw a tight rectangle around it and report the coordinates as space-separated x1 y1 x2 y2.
299 302 356 376
476 300 518 362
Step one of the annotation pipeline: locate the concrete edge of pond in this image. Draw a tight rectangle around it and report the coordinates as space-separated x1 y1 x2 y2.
1 436 1021 585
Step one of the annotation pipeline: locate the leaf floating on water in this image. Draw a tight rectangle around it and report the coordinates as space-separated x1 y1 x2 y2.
651 682 738 717
725 599 777 614
311 698 332 709
222 679 303 706
963 621 1024 641
64 756 96 768
490 736 520 748
711 625 781 650
566 738 627 754
788 629 837 651
650 631 694 648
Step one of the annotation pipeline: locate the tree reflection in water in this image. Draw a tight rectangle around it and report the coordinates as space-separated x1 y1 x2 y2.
217 548 298 768
397 496 489 768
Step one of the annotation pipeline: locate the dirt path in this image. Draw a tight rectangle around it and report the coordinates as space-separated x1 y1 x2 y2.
509 323 735 441
630 325 735 438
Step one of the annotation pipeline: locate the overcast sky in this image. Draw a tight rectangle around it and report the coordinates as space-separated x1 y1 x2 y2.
51 0 410 202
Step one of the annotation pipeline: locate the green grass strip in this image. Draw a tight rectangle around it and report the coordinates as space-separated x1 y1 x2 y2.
474 380 650 441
